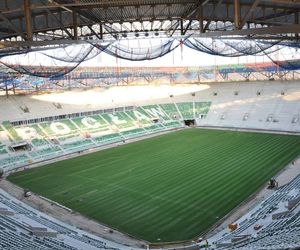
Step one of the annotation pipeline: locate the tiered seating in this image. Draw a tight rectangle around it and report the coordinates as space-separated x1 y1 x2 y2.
125 107 152 125
0 126 4 143
0 102 198 171
0 144 7 155
71 115 110 133
28 146 62 159
31 138 49 147
159 103 181 120
163 121 183 129
194 101 211 117
120 128 146 138
143 124 164 132
2 121 22 141
210 174 300 250
14 124 47 141
101 112 135 129
0 154 29 170
93 133 122 144
0 190 126 250
176 102 194 120
39 119 79 137
60 139 94 151
142 105 171 121
0 230 48 249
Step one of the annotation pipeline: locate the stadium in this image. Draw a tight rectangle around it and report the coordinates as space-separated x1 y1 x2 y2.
1 1 300 250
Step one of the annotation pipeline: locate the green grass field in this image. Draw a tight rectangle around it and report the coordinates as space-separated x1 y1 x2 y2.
8 129 300 243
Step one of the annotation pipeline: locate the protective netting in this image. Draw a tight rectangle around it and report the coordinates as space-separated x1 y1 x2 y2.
0 36 299 78
98 38 180 61
182 38 282 57
41 44 102 63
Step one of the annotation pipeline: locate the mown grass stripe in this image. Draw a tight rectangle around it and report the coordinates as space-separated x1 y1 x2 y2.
8 128 300 242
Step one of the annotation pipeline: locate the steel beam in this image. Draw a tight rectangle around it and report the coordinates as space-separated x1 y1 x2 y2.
72 10 78 39
255 9 299 21
0 24 299 50
295 12 299 39
0 39 86 49
234 0 240 29
24 0 33 41
33 1 300 10
196 23 300 37
239 0 260 29
0 13 25 39
198 4 204 33
180 19 184 35
203 0 224 32
43 7 74 39
100 23 103 40
181 20 193 35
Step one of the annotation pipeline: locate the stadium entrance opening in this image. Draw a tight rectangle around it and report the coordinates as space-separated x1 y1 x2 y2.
10 142 31 152
184 119 195 127
152 118 160 123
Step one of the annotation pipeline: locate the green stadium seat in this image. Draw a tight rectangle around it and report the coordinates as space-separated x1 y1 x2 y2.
142 105 171 121
125 108 153 125
31 138 49 147
176 102 194 120
120 128 146 138
2 121 22 141
0 154 29 169
71 115 110 133
194 102 211 118
101 112 136 129
0 102 203 172
39 119 79 137
29 146 62 159
61 139 94 151
163 121 184 129
143 124 165 132
12 124 47 143
0 145 7 155
93 133 122 144
159 103 181 120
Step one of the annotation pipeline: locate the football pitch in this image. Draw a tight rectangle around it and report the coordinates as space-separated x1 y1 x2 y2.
8 128 300 243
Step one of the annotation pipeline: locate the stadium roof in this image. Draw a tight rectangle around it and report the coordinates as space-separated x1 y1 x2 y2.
0 0 300 53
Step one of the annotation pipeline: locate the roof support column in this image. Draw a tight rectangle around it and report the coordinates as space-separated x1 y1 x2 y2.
24 0 33 41
295 12 299 39
72 10 78 40
180 19 184 35
5 80 8 98
99 23 103 40
198 4 204 33
234 0 241 29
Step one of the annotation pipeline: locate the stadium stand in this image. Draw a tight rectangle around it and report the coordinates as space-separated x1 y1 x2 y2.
101 112 136 130
125 107 153 125
194 81 300 133
176 102 195 120
159 103 182 120
0 189 129 250
1 80 300 172
1 0 300 248
93 133 123 144
1 81 300 249
209 173 300 249
141 104 172 121
72 115 111 133
0 97 213 172
0 108 170 171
